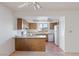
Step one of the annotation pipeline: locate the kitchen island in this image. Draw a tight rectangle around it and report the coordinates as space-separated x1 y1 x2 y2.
15 35 46 51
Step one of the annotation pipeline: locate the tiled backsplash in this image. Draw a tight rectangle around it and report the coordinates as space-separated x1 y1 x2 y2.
14 29 28 36
14 29 54 37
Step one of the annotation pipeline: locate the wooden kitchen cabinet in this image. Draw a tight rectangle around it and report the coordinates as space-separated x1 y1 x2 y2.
50 22 58 29
15 38 46 51
17 18 28 30
29 23 37 29
50 23 54 29
17 18 22 29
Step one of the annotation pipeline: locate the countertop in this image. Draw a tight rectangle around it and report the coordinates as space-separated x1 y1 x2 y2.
15 35 46 39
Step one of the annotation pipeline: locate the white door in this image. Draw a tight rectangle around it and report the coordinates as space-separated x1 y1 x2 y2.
67 15 79 52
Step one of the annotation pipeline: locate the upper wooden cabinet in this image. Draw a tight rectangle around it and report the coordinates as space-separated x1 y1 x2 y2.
50 22 58 29
29 23 37 29
17 18 28 30
50 23 54 29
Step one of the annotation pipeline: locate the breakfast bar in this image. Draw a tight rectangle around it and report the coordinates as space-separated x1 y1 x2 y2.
15 35 46 51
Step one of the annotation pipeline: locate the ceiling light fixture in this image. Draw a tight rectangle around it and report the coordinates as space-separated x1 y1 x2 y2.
18 2 41 10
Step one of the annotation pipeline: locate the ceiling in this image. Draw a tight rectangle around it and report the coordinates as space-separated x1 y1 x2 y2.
1 2 79 12
1 2 79 23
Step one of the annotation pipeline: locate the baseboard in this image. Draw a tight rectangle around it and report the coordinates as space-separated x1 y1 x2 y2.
9 51 16 56
65 52 79 53
64 52 79 55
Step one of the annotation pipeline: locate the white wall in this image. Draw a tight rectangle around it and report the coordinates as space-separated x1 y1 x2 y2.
59 17 65 51
15 10 79 52
0 4 16 56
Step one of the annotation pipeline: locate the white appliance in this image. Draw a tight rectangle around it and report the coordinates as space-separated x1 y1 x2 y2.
54 25 59 46
48 30 54 42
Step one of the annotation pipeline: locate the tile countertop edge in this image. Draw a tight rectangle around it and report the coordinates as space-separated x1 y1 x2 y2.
13 35 47 39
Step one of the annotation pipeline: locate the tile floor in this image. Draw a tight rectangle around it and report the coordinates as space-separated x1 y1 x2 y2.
11 42 65 56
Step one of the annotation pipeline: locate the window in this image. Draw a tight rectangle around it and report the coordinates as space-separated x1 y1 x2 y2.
39 23 48 30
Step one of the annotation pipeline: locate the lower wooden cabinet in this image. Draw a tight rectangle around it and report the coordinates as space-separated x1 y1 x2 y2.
15 38 46 51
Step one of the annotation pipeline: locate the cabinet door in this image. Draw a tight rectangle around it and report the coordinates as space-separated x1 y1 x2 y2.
15 39 24 51
17 18 28 30
50 23 54 29
50 23 58 29
17 18 23 29
29 23 37 29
